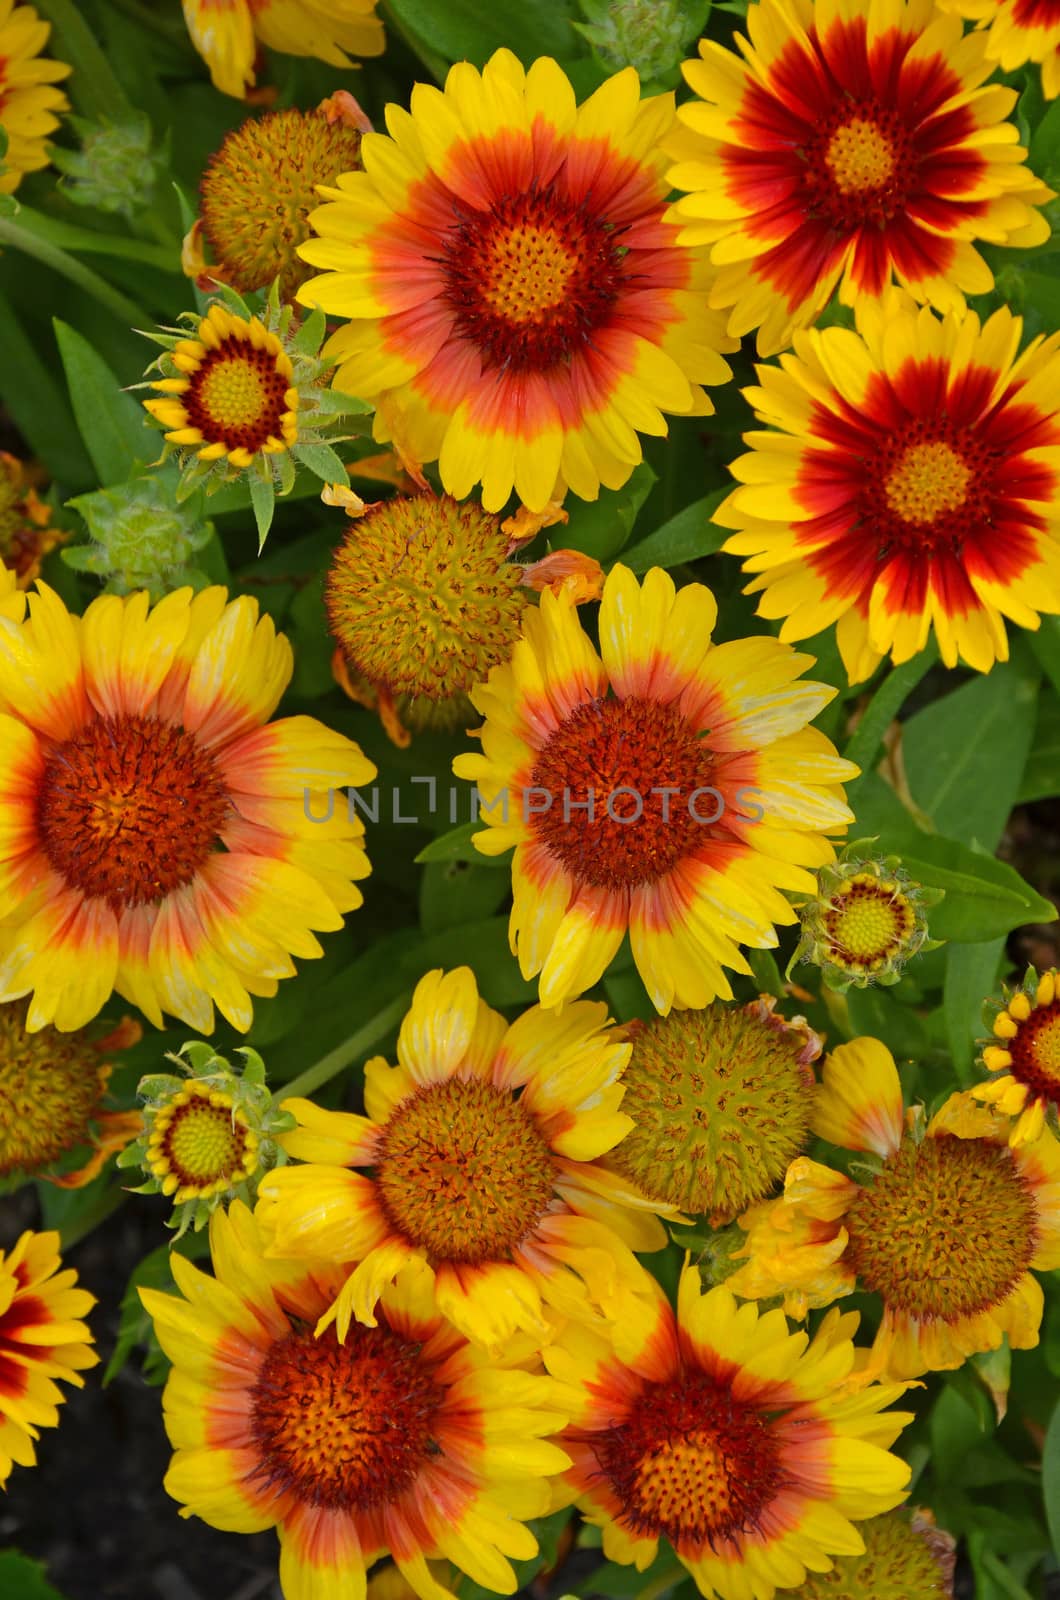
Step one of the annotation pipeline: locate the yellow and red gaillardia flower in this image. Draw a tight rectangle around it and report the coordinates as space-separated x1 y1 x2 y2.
544 1263 913 1600
668 0 1052 356
0 1229 97 1487
453 564 856 1013
0 452 66 587
0 583 374 1034
976 967 1060 1146
257 967 672 1352
728 1038 1060 1378
0 0 71 196
141 1202 570 1600
0 1005 142 1188
715 294 1060 682
296 49 735 514
181 0 384 100
941 0 1060 98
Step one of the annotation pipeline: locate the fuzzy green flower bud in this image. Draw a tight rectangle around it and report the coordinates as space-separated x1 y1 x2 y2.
63 476 213 598
574 0 706 84
789 840 943 992
52 114 164 219
118 1043 295 1238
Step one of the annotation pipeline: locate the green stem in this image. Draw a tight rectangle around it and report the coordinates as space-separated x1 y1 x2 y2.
34 0 133 121
14 202 177 271
842 645 937 777
0 216 147 323
273 993 411 1106
56 1183 126 1250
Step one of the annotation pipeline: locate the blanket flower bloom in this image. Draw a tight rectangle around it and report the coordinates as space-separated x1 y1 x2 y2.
453 565 856 1012
545 1262 912 1600
141 1202 570 1600
0 0 71 195
181 0 384 99
716 294 1060 681
0 1229 97 1487
728 1038 1060 1377
0 583 374 1034
258 967 671 1351
941 0 1060 98
976 967 1060 1147
668 0 1053 354
0 453 66 587
790 846 941 989
296 49 735 513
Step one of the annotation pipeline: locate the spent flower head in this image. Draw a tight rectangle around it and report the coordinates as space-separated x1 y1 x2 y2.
789 840 943 991
118 1041 295 1238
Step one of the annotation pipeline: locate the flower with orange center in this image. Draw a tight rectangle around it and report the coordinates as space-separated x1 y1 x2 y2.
941 0 1060 98
0 582 375 1033
0 1229 97 1487
181 0 384 99
296 49 735 514
141 1201 570 1600
715 292 1060 681
975 967 1060 1146
452 564 856 1013
668 0 1053 355
0 452 66 588
0 1004 142 1188
728 1038 1060 1378
0 0 71 195
544 1262 913 1600
257 966 672 1352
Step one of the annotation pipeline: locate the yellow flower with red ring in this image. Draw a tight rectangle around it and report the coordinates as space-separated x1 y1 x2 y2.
668 0 1052 355
181 0 383 99
975 967 1060 1146
716 292 1060 682
0 1229 97 1487
296 48 735 513
257 966 673 1353
728 1038 1060 1378
940 0 1060 98
453 564 857 1013
141 1201 571 1600
0 582 374 1034
544 1261 913 1600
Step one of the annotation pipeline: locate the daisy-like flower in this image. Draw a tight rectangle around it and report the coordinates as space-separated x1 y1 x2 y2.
975 967 1060 1146
605 998 821 1223
792 1508 955 1598
0 452 66 587
545 1262 913 1600
942 0 1060 98
0 583 375 1034
296 49 735 514
141 1202 570 1600
181 0 384 100
0 1229 97 1487
0 0 70 196
452 564 856 1013
728 1038 1060 1378
0 1004 141 1189
791 846 941 990
715 294 1060 681
257 966 672 1352
668 0 1053 355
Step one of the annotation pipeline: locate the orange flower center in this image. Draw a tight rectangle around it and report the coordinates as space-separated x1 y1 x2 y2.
885 442 972 525
250 1320 444 1510
374 1076 555 1263
1009 1001 1060 1102
440 189 625 374
590 1372 781 1547
826 117 896 194
845 1133 1036 1320
0 1004 102 1178
529 696 722 891
184 338 290 453
37 714 230 910
153 1092 251 1192
821 875 917 972
802 100 915 227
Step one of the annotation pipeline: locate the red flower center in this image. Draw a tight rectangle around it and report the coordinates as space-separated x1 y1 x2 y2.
37 714 230 911
590 1371 782 1547
250 1320 444 1510
440 187 625 374
845 1133 1036 1319
859 416 998 559
821 875 917 972
1009 1001 1060 1102
374 1076 555 1263
529 696 722 891
184 338 290 453
801 101 917 228
157 1096 249 1191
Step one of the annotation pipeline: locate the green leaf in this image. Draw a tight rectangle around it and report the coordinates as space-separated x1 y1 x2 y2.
291 304 327 355
419 858 510 934
401 917 535 1006
620 488 730 573
1017 690 1060 803
103 1235 211 1388
903 840 1057 942
943 938 1005 1083
249 473 276 551
293 439 350 483
53 319 151 484
841 647 936 780
901 660 1039 851
383 0 582 67
562 461 657 563
0 288 92 485
0 1553 68 1600
414 821 504 865
1043 1395 1060 1561
1029 615 1060 696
